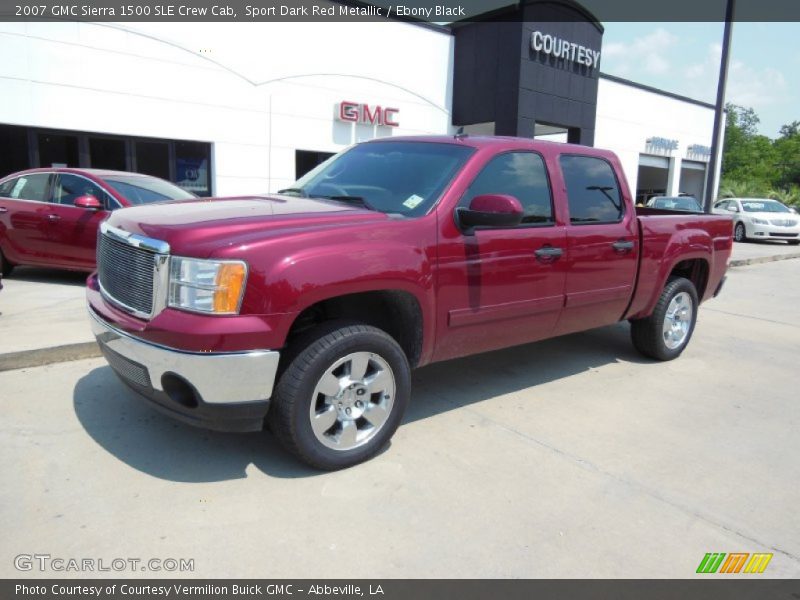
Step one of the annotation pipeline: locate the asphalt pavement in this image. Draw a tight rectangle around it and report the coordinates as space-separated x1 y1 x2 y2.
1 257 798 578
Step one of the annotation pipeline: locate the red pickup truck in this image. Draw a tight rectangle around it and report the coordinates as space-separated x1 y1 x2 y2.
86 136 732 470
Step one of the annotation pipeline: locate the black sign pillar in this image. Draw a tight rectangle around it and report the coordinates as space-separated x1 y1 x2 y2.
452 0 603 145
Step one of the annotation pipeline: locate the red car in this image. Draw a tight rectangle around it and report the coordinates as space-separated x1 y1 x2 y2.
87 136 733 469
0 168 194 275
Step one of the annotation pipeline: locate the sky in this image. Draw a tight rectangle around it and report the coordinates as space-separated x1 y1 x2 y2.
601 22 799 138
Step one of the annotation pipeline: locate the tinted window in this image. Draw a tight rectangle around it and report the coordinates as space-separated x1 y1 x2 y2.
103 175 195 204
560 155 624 224
53 174 115 209
652 196 702 212
461 152 553 225
290 142 474 217
0 174 51 201
175 141 211 197
0 178 16 197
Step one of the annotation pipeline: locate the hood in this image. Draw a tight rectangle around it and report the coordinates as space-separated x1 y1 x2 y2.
105 195 390 257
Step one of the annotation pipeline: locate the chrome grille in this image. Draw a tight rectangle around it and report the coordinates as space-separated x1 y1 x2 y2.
98 231 157 317
99 343 152 389
770 219 797 227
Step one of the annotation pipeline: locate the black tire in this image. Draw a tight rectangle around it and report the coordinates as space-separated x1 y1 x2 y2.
269 322 411 470
733 222 747 243
630 277 699 361
0 248 14 277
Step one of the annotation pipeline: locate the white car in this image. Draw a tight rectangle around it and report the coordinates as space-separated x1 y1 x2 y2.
712 198 800 245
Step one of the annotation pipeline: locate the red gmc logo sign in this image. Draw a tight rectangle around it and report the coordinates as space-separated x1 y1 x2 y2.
337 101 399 127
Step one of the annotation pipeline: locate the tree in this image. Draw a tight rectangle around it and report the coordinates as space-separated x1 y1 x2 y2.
718 105 800 205
721 104 776 187
779 121 800 139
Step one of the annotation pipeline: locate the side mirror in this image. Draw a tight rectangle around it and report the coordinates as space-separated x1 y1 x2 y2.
790 207 798 214
74 195 102 210
456 194 524 232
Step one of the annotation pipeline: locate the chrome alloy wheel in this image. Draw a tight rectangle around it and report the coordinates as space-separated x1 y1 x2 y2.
308 352 396 451
662 292 693 350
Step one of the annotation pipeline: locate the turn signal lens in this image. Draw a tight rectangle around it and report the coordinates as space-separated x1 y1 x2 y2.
213 262 247 313
168 257 248 315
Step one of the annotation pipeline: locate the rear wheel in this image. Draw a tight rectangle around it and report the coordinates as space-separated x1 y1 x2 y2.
0 248 14 277
733 222 747 243
269 322 410 470
631 277 698 361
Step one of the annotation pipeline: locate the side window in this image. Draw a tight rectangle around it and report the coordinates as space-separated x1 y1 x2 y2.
560 155 624 224
461 152 553 225
0 174 51 202
53 174 114 209
0 177 18 197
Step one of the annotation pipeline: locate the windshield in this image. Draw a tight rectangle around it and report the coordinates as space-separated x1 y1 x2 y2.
741 200 791 213
104 175 196 205
285 141 474 216
652 196 701 211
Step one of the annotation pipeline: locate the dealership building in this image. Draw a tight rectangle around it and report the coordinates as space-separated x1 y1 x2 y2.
0 0 720 202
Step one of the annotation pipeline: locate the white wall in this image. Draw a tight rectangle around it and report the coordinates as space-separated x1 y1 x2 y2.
0 16 454 195
595 78 718 200
0 20 723 200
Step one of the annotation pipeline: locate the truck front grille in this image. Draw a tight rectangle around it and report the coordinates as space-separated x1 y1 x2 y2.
99 343 152 389
98 232 157 317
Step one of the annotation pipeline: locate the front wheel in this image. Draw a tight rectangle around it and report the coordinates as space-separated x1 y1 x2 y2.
630 277 699 361
269 323 411 470
734 222 747 243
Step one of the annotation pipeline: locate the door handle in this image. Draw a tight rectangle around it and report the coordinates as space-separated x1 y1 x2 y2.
0 207 8 213
47 214 61 222
534 246 563 262
612 240 634 252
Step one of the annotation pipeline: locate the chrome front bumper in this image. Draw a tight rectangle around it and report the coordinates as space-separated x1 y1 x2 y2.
89 308 280 406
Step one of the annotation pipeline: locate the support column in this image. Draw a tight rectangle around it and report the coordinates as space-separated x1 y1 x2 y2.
667 156 682 196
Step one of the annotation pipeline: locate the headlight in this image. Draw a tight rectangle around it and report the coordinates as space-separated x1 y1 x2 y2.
751 217 769 225
168 257 247 314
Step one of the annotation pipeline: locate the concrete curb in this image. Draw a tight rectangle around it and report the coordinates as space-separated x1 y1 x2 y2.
0 342 101 372
729 251 800 268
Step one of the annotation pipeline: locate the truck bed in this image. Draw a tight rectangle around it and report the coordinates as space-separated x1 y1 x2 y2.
625 208 734 320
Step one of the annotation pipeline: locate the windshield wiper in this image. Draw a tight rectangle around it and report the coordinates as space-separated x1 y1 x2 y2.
276 187 308 197
314 195 378 212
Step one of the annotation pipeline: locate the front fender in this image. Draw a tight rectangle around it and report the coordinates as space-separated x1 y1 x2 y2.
256 239 433 317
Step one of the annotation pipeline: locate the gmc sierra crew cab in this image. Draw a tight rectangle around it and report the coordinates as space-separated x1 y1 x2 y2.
86 136 732 470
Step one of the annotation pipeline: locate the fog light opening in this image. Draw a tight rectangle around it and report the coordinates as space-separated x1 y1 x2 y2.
161 373 200 408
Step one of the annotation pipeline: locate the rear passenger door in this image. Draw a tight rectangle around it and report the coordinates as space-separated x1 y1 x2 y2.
0 173 55 265
553 154 638 336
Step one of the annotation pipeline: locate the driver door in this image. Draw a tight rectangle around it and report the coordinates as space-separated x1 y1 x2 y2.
434 151 567 362
47 173 111 268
